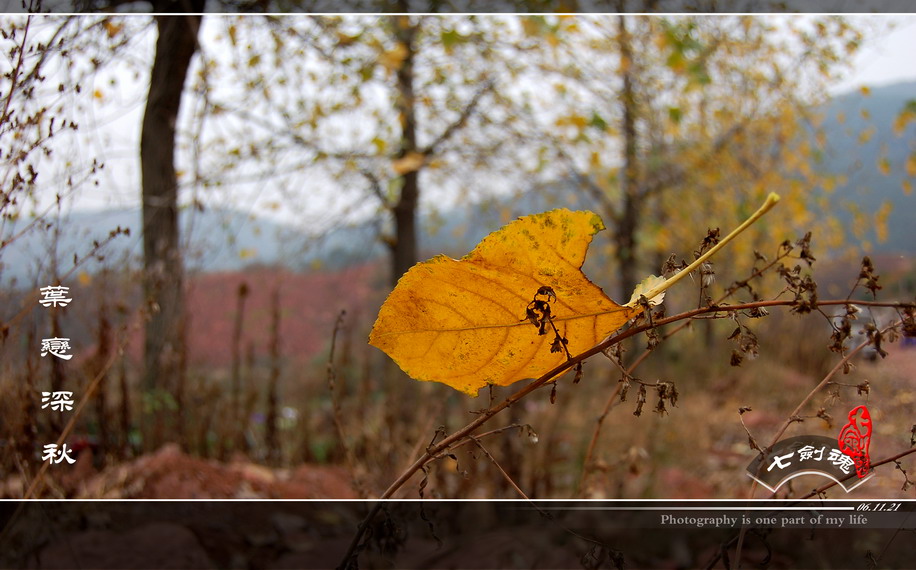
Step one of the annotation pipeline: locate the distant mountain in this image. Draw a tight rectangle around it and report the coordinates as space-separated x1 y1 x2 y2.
2 82 912 286
0 193 564 286
815 80 916 253
429 81 916 258
0 207 386 286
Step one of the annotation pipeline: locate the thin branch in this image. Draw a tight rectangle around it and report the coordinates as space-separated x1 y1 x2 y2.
738 408 762 452
577 379 625 497
448 423 537 452
338 297 913 568
734 318 904 563
767 318 901 450
575 235 799 494
0 15 31 127
359 168 389 208
802 447 916 499
327 310 369 498
21 320 134 500
469 436 529 500
704 446 916 570
582 241 794 494
390 299 905 488
421 79 495 157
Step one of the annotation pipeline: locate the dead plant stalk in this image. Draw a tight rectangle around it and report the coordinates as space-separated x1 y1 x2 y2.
338 297 914 569
732 318 907 564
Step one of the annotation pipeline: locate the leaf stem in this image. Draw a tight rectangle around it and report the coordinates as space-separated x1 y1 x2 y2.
639 192 781 303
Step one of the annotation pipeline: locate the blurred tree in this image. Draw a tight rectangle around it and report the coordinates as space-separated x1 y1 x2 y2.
138 9 203 448
72 0 204 444
0 13 142 477
186 14 531 286
894 98 916 195
0 15 63 251
179 13 554 476
0 15 111 277
521 15 874 300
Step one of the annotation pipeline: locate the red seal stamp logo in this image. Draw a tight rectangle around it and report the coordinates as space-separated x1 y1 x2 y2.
837 405 872 479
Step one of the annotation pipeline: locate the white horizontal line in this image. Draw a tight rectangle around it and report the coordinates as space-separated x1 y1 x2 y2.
533 507 856 511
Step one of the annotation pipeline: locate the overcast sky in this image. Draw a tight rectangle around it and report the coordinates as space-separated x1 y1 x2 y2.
9 14 916 221
831 15 916 93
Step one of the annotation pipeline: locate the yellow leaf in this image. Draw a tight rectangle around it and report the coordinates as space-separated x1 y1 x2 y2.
239 248 256 260
369 209 634 395
78 271 91 286
379 42 408 71
371 136 387 154
370 194 782 396
859 85 871 96
104 20 123 38
337 32 357 46
903 179 913 195
521 17 544 37
93 89 104 100
556 114 587 129
875 200 892 243
893 110 915 135
878 156 891 176
392 151 425 175
815 130 826 149
907 153 916 178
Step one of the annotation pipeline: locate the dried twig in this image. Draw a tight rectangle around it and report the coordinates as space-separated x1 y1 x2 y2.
327 310 369 498
704 446 916 570
469 436 529 500
338 297 913 568
577 238 822 494
734 318 905 563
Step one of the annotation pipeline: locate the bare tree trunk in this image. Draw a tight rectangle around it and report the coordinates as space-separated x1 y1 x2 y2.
48 312 66 436
91 294 112 458
19 326 38 479
615 14 641 301
265 287 281 466
140 11 201 447
118 358 132 457
230 281 249 444
390 14 419 287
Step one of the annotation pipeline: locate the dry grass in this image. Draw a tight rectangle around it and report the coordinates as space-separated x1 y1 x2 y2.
1 263 914 501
